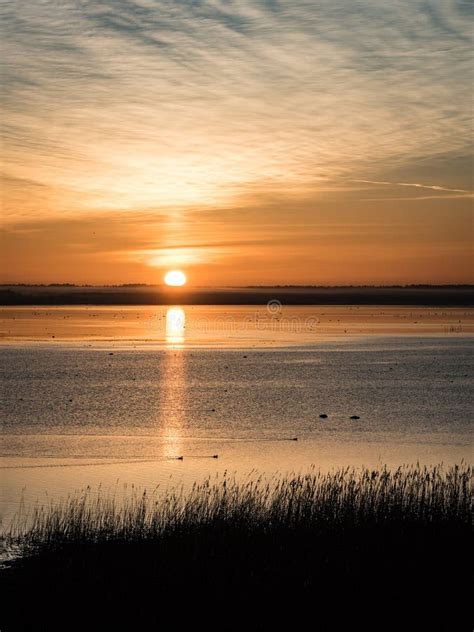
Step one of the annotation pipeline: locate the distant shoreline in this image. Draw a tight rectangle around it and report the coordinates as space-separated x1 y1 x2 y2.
0 285 473 306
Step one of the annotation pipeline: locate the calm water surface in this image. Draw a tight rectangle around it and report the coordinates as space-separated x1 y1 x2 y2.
1 306 472 524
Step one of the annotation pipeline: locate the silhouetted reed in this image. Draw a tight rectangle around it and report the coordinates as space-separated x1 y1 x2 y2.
2 464 471 631
5 464 471 550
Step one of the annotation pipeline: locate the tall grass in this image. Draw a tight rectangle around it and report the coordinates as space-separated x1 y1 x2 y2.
2 464 472 630
5 464 471 551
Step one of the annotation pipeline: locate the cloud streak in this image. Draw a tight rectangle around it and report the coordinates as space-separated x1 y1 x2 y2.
354 179 472 193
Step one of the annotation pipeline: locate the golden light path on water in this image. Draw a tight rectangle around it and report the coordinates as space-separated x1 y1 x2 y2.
165 307 186 344
160 307 187 458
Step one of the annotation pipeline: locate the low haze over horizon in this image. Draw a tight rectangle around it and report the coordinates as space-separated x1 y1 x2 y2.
2 0 473 286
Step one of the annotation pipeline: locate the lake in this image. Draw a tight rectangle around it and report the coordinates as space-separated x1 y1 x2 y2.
1 305 472 525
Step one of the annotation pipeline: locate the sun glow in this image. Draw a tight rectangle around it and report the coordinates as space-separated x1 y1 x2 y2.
164 270 187 286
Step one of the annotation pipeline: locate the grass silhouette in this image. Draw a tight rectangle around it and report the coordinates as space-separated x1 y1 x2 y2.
1 464 471 631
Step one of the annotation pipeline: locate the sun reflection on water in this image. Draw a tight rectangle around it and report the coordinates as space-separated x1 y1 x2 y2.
165 307 186 345
161 307 187 457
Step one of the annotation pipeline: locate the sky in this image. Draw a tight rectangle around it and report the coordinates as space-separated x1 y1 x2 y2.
1 0 473 286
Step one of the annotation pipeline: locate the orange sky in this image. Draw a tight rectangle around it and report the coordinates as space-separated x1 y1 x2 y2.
1 1 473 286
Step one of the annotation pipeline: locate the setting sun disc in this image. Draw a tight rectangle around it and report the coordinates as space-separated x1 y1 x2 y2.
164 270 187 286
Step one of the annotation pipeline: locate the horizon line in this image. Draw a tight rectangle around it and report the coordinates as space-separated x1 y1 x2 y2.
1 284 473 290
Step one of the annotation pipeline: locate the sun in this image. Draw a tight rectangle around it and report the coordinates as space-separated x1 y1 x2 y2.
164 270 187 286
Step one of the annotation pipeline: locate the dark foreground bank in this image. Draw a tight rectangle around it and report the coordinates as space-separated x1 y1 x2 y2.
1 465 472 631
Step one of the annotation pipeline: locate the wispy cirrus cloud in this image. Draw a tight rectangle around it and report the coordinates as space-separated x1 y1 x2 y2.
2 0 472 220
